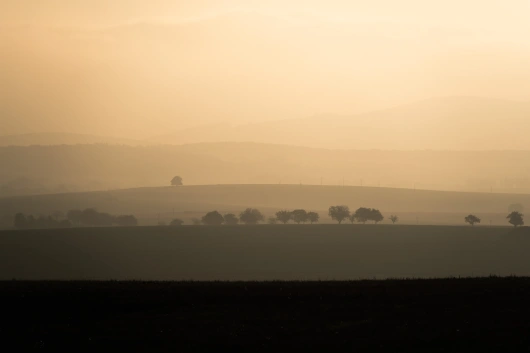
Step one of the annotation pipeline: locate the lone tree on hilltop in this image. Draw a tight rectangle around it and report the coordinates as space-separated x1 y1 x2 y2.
169 218 184 226
223 213 239 225
465 214 481 226
276 210 292 224
390 215 399 224
291 209 308 224
171 176 183 186
307 212 319 224
202 211 224 226
239 208 264 225
507 211 524 227
328 205 350 224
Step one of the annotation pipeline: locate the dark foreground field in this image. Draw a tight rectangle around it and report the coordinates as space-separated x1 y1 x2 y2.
3 278 530 351
2 224 530 280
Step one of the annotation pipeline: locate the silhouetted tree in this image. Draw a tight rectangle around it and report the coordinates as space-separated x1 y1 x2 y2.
169 218 184 226
307 212 319 224
329 205 350 224
275 210 292 224
191 218 202 226
370 209 384 224
224 213 239 225
80 208 113 226
390 215 399 224
464 214 481 226
239 208 264 225
348 214 356 224
291 209 308 224
114 215 138 226
171 176 183 186
507 211 524 227
202 211 224 226
14 213 27 229
353 207 372 224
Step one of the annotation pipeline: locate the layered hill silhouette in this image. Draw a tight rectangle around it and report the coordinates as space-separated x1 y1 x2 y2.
149 96 530 150
3 97 530 150
0 133 149 147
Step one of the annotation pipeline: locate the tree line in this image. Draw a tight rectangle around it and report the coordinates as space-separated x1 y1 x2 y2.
14 208 138 229
171 208 266 226
464 211 524 227
169 206 392 226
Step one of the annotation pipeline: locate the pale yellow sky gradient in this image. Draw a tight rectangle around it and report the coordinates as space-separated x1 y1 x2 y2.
1 1 530 141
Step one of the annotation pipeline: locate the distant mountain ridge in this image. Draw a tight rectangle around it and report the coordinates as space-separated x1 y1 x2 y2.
0 133 150 147
2 96 530 149
148 96 530 150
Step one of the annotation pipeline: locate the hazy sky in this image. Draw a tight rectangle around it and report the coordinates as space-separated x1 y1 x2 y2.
2 1 530 139
3 1 530 29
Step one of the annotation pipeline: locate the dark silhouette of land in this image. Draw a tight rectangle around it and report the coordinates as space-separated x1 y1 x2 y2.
3 278 530 351
2 225 530 280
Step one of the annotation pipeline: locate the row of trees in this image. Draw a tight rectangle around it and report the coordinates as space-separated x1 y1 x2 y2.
274 210 320 224
328 206 389 224
66 209 138 227
464 212 525 227
15 209 139 229
179 208 266 226
171 206 392 226
14 213 72 229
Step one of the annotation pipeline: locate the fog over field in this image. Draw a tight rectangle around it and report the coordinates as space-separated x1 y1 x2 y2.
2 1 530 275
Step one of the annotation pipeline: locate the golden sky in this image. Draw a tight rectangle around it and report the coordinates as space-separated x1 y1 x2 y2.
2 1 529 28
1 1 530 139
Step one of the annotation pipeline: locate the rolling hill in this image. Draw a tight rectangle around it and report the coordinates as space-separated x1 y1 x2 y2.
2 142 530 197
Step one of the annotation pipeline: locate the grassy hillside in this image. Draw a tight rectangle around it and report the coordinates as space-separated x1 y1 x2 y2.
0 184 528 228
0 224 528 280
3 143 530 197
